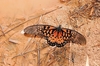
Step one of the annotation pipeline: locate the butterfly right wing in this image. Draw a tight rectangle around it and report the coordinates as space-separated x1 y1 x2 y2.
70 30 86 45
62 28 86 45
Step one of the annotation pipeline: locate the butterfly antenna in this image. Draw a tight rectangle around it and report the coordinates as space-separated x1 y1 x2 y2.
55 18 60 26
37 15 43 25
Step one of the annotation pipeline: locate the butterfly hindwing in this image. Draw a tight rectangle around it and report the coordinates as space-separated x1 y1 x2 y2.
46 29 68 47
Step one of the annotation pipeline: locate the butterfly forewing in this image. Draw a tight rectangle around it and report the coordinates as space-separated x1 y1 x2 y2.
62 28 86 45
70 30 86 45
24 25 44 38
24 25 56 38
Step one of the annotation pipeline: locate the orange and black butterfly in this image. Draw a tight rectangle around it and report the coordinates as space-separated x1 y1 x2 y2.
24 25 86 47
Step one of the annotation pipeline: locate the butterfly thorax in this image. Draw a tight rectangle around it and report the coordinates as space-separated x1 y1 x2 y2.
56 25 62 32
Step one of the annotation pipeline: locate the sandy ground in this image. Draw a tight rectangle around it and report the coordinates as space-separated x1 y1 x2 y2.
0 0 100 66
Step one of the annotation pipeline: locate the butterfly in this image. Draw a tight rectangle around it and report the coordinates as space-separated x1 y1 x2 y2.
24 24 86 47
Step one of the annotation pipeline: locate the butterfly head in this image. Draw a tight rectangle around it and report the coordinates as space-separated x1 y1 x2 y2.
56 25 62 31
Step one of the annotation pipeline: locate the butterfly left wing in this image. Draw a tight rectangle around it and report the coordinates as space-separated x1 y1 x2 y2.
24 25 55 38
